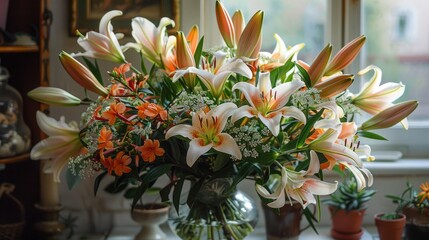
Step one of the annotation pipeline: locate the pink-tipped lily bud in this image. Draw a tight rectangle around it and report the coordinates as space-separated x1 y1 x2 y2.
360 100 418 131
59 51 108 97
325 35 366 76
28 87 81 106
236 10 264 59
216 0 236 48
314 74 354 98
308 44 332 86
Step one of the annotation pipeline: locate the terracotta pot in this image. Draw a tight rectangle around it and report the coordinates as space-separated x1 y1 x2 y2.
262 202 303 240
402 206 429 240
328 206 365 240
131 203 170 240
374 213 406 240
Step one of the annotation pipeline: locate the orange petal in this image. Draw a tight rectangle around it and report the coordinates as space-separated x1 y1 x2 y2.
236 10 263 58
215 0 236 48
308 44 332 86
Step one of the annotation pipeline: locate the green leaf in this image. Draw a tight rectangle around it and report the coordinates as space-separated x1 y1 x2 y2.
187 178 205 207
66 167 81 190
140 51 148 75
356 130 388 140
160 182 175 202
194 36 204 68
104 179 128 194
303 207 319 234
140 164 174 184
124 187 137 199
131 183 149 209
296 109 324 148
173 178 185 213
82 57 103 85
93 171 107 196
296 63 311 88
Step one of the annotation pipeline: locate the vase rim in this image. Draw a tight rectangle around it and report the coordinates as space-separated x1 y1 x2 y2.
374 212 406 221
133 202 170 213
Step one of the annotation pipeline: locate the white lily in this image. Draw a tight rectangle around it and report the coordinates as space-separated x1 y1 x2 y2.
165 102 242 167
257 151 337 209
31 111 83 182
307 128 362 167
339 163 373 191
72 10 126 63
173 51 252 99
232 72 306 136
352 65 405 115
259 34 305 72
285 151 338 208
124 17 175 66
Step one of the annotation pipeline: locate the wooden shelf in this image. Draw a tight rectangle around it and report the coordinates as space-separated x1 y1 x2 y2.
0 153 31 165
0 45 39 53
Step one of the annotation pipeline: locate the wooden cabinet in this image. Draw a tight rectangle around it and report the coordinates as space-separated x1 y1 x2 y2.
0 0 51 238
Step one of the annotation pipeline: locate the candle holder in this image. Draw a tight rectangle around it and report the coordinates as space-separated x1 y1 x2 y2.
34 204 65 240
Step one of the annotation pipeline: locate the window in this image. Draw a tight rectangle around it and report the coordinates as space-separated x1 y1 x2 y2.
223 0 327 62
194 0 428 158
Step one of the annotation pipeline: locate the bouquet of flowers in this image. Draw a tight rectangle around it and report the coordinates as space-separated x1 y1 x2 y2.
28 1 418 239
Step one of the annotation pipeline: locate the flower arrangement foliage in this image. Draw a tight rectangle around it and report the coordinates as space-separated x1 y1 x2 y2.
28 0 418 223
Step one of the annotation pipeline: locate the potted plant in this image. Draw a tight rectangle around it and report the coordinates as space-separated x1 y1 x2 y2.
374 207 406 240
384 181 429 240
323 176 376 240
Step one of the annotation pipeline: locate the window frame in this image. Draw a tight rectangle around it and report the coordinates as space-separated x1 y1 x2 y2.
193 0 428 158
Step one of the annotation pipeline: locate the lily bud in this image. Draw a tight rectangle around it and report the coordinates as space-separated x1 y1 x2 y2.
314 74 354 98
232 10 245 44
28 87 81 106
360 101 418 131
187 25 199 54
176 32 195 69
176 31 196 87
236 10 263 58
308 44 332 86
59 51 108 96
325 35 366 76
216 0 236 48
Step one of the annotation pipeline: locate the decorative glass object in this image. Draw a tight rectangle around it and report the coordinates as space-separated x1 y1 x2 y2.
0 64 31 158
168 178 258 240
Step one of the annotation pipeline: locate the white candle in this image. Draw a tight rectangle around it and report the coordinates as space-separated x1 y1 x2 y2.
40 160 59 207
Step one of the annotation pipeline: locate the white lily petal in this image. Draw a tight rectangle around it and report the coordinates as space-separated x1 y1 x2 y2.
257 72 273 95
165 124 194 140
305 151 320 176
36 111 79 137
280 106 307 125
213 133 242 159
271 79 305 111
312 141 362 167
303 178 338 195
186 139 213 166
232 82 263 109
231 105 256 123
259 111 283 136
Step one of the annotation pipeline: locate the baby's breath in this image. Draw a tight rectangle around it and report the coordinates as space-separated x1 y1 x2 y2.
69 154 101 179
226 119 270 159
291 88 325 111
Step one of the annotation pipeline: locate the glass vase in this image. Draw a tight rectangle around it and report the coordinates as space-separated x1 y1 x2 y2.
168 178 258 240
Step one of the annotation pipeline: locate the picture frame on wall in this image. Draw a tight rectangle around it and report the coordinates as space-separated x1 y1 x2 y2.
70 0 180 36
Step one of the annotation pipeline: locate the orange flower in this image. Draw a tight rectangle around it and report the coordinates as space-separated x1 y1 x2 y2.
100 152 114 175
102 102 126 125
113 151 132 176
136 102 167 121
417 182 429 204
98 126 114 150
113 63 131 75
136 139 165 163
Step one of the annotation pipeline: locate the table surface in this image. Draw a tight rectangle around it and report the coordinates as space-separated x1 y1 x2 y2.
104 225 378 240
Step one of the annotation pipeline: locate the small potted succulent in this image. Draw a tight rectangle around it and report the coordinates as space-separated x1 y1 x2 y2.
323 176 376 240
382 181 429 240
